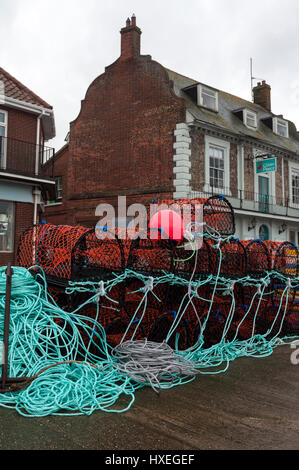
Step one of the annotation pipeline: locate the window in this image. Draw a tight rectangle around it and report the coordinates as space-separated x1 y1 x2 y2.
0 201 14 252
198 85 218 112
291 169 299 204
209 145 225 189
273 117 289 138
0 110 7 168
244 109 257 129
204 136 230 194
55 176 62 200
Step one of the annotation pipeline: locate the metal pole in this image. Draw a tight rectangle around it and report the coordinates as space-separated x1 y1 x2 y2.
1 263 13 391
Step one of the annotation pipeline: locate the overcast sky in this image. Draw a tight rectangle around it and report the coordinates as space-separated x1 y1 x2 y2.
1 0 299 151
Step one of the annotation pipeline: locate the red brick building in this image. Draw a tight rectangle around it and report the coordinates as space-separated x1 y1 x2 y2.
45 16 299 243
0 67 56 266
44 15 186 227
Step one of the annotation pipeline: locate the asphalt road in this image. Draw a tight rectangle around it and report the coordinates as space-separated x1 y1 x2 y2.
0 345 298 450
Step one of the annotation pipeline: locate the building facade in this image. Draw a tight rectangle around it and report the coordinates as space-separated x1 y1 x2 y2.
44 17 299 243
0 67 56 265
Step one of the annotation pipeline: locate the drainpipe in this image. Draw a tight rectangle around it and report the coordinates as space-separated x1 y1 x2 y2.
32 113 43 263
35 112 43 176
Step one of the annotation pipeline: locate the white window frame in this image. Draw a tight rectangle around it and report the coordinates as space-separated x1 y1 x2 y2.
198 85 219 112
204 135 231 195
0 109 8 169
289 161 299 209
273 117 289 138
253 148 276 208
55 176 62 200
243 109 257 129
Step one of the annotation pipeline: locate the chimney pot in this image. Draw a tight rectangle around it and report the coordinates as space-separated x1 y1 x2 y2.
120 16 142 60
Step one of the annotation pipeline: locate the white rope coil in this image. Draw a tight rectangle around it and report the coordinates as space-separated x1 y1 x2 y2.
111 340 200 393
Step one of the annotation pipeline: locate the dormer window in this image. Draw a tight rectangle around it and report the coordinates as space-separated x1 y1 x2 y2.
198 85 218 112
273 117 289 138
243 109 257 129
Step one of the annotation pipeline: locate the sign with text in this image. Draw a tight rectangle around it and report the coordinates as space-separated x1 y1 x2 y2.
256 157 277 174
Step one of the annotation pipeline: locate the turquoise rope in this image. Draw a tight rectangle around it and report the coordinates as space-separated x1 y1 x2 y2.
0 262 298 417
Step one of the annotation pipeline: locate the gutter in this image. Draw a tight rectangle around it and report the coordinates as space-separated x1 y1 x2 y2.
0 95 56 141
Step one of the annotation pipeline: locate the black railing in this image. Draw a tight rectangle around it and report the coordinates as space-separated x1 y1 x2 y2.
0 136 54 178
190 186 292 216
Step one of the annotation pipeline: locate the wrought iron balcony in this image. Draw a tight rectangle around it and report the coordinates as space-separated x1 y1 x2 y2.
0 136 54 179
189 186 298 219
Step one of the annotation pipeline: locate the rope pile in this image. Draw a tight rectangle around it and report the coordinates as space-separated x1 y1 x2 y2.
4 194 297 416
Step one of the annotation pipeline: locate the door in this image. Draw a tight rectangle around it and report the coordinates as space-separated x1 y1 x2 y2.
259 224 269 241
258 176 269 213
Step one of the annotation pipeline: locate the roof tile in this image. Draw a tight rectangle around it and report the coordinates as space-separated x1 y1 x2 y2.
0 67 52 109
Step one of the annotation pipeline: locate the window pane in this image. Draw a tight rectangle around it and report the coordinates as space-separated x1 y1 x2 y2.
277 124 287 137
55 177 62 200
0 126 5 137
0 112 5 124
292 171 299 204
209 145 225 188
201 88 217 110
0 201 14 252
246 114 256 127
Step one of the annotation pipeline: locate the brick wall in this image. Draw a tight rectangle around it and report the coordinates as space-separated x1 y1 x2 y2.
243 144 254 197
190 130 205 192
44 19 186 226
1 104 44 143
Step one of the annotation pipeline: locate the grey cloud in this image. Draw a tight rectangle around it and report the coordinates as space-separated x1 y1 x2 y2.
1 0 299 151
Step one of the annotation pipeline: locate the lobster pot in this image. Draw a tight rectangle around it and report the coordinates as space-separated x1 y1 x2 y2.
150 197 206 229
263 241 283 270
173 238 212 280
124 233 174 319
271 241 299 309
244 239 271 278
105 307 161 347
255 305 288 338
240 240 271 313
156 195 235 238
225 305 253 342
284 310 299 336
218 239 247 305
17 223 53 269
203 196 235 237
17 223 90 281
198 302 234 348
71 229 125 281
274 241 299 278
148 311 192 351
170 236 212 328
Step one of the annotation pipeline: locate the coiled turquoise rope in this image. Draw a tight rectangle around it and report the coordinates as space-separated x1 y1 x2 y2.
0 265 298 417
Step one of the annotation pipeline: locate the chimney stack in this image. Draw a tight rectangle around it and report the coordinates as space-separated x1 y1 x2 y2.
120 15 142 60
253 80 271 112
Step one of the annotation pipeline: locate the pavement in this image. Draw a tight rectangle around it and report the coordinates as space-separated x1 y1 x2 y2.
0 345 298 450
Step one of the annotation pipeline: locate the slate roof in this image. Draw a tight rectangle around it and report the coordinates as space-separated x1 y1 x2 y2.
166 68 299 156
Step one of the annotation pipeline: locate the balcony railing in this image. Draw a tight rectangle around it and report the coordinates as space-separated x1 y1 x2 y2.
0 136 54 178
189 186 298 219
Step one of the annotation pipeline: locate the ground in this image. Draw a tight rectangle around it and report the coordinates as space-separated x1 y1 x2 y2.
0 345 298 450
